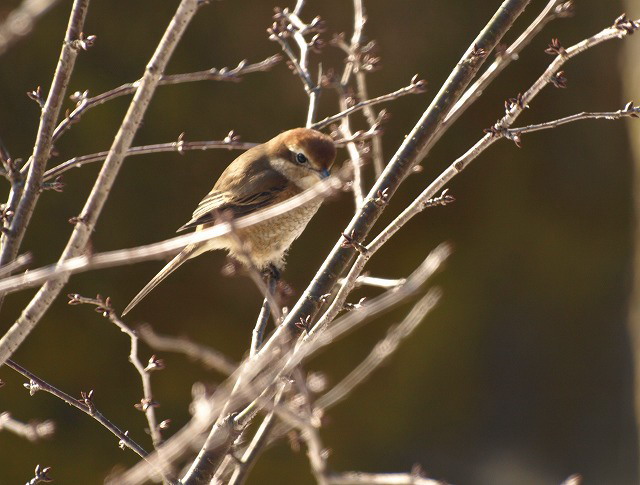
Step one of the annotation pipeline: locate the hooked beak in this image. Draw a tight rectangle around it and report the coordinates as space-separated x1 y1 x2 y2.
320 168 331 179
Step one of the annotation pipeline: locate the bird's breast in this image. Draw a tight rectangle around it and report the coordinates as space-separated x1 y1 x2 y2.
231 199 323 269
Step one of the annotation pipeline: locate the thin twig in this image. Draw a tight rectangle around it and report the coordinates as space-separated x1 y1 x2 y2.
506 104 640 137
275 0 531 345
4 359 149 458
444 0 574 128
311 78 425 130
44 136 257 181
67 294 164 448
226 388 286 485
269 6 322 126
50 55 281 143
0 0 90 308
0 0 206 367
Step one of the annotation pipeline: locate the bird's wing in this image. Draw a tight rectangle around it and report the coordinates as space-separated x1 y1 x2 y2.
177 177 289 232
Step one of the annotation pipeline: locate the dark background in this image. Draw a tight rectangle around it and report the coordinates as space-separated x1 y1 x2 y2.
0 0 638 483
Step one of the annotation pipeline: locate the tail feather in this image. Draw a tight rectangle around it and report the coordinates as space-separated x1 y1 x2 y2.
122 245 198 316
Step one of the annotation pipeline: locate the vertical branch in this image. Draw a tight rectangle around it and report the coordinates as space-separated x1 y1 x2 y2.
0 0 205 367
0 0 90 308
351 0 385 176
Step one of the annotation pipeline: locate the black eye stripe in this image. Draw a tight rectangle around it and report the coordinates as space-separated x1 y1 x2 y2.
295 152 308 164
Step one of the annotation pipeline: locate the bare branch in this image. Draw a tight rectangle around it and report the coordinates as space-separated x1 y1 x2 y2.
138 324 237 375
0 0 90 307
505 103 640 138
67 294 164 449
317 292 438 409
277 0 531 346
0 171 346 296
44 134 258 181
311 78 425 130
444 0 573 128
0 0 206 368
0 411 55 442
0 0 62 56
327 471 442 485
4 359 149 459
51 55 282 143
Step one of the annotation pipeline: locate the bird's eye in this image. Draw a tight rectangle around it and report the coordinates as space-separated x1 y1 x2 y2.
295 152 308 164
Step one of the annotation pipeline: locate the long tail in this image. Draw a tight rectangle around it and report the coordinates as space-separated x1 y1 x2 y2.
122 245 199 316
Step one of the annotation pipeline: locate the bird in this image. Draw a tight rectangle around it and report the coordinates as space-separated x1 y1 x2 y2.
122 128 337 315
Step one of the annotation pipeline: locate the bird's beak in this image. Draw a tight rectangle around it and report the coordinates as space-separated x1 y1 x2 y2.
320 168 331 179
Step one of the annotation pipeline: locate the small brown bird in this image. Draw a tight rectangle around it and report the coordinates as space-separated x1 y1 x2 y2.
122 128 336 315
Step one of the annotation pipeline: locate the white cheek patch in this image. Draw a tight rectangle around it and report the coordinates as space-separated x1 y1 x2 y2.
269 158 290 174
269 157 320 189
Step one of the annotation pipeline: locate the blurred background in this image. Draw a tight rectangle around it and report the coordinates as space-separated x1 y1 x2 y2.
1 0 639 483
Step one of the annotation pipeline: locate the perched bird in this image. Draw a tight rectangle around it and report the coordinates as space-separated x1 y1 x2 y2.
122 128 336 315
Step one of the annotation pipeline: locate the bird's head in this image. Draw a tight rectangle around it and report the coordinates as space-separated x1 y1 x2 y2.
267 128 337 189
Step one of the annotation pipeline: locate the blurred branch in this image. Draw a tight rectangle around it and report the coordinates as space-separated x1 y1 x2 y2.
138 324 237 375
316 292 438 409
0 0 90 308
4 359 149 459
327 471 442 485
112 251 445 485
0 0 206 368
0 0 62 56
0 253 32 278
50 55 282 143
0 411 55 442
0 172 346 296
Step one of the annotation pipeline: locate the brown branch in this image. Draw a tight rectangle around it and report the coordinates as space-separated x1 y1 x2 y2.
327 471 442 485
50 55 281 143
505 103 640 138
0 0 206 368
444 0 574 128
311 78 425 130
67 294 164 449
0 411 55 442
271 0 530 347
138 324 237 375
0 0 62 56
0 171 345 296
4 359 149 459
0 0 90 309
